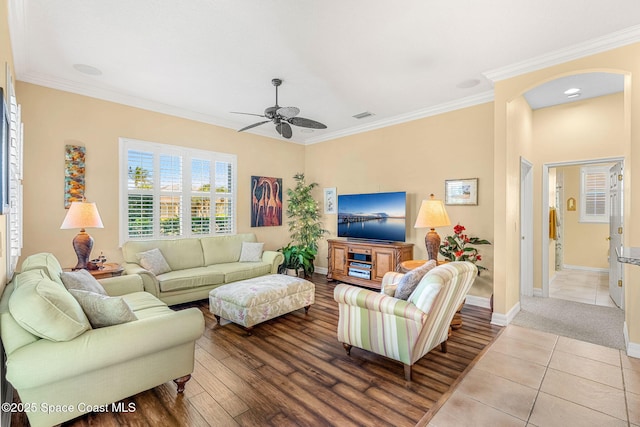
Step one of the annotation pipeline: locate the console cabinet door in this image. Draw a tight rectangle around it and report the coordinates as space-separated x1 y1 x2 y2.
372 248 394 281
330 243 348 277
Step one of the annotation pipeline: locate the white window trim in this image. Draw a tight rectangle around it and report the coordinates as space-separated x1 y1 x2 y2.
579 165 609 224
119 137 237 245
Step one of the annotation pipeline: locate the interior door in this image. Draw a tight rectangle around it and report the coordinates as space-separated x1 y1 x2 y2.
608 162 623 308
520 158 534 297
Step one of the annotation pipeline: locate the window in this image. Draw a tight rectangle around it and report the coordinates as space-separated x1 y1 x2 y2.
579 166 609 223
119 138 236 244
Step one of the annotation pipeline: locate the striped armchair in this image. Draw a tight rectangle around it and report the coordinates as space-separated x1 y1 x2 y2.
334 261 477 380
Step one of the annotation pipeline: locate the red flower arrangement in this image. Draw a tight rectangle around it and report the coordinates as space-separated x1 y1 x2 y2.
439 224 491 271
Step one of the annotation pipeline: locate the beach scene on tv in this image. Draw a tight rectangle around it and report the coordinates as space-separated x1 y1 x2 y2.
337 191 406 242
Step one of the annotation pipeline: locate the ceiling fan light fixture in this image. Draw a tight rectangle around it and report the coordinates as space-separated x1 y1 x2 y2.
564 87 581 95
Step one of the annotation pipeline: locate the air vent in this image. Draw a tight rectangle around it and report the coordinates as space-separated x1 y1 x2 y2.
352 111 374 119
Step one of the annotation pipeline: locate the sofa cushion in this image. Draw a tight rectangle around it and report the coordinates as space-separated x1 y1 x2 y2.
394 260 437 300
156 267 225 292
209 262 273 283
20 252 65 287
121 291 170 312
200 233 256 266
9 270 91 342
69 289 137 328
60 269 107 295
239 242 264 262
122 238 204 271
136 248 172 275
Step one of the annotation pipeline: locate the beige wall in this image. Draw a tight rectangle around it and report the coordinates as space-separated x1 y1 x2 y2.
493 43 639 345
17 83 304 268
305 103 495 298
559 165 610 270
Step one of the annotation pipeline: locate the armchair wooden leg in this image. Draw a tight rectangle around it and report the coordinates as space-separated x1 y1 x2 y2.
342 343 352 356
404 364 412 381
173 374 191 393
441 341 448 353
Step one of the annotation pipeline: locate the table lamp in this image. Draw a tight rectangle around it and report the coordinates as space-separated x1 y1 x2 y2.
60 201 104 270
414 194 451 261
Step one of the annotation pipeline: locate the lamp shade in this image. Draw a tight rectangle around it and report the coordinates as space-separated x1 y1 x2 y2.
414 194 451 229
60 202 104 230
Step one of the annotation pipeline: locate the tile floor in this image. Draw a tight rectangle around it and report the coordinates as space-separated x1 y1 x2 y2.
428 324 640 426
549 268 616 307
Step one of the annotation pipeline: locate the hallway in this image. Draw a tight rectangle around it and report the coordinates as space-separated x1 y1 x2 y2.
549 268 615 308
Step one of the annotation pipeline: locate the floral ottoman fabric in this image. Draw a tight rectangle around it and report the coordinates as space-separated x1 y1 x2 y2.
209 274 315 328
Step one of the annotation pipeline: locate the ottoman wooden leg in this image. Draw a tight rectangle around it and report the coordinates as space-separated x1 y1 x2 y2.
173 374 191 393
214 315 221 325
304 305 311 313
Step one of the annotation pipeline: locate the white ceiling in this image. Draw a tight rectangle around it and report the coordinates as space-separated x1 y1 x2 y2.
7 1 640 144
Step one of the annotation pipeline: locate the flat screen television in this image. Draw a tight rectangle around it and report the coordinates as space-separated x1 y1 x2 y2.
337 191 406 242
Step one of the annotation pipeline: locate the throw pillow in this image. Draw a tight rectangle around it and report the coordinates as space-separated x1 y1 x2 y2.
382 283 398 297
394 259 437 300
239 242 264 262
137 248 171 275
69 289 137 328
9 270 91 341
60 269 107 295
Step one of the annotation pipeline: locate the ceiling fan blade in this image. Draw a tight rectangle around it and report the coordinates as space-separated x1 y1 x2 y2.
231 111 266 118
276 106 300 118
276 122 293 139
288 117 327 129
238 120 270 132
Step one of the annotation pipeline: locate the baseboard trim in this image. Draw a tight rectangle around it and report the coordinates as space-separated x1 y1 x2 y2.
533 288 543 297
562 264 608 273
491 301 521 326
624 321 640 358
314 266 328 275
465 295 492 309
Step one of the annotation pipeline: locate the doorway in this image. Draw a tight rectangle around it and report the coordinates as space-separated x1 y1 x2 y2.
540 157 624 309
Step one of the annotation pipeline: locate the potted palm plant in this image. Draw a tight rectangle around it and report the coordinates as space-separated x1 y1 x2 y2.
283 173 327 278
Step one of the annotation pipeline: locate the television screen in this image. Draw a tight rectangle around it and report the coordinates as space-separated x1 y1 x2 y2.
337 191 406 242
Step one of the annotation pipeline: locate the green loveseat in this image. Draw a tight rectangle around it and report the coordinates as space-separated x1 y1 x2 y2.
121 233 284 305
0 253 204 427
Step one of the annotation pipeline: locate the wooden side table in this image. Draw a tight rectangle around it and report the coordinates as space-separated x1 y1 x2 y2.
397 259 464 331
65 263 124 280
88 263 124 279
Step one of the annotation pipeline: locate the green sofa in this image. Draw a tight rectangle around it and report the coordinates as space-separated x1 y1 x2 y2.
121 233 284 305
0 253 205 427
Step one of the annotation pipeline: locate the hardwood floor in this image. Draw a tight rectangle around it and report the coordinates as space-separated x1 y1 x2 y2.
12 274 502 427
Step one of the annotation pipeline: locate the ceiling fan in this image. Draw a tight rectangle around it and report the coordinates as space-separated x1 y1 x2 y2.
232 78 327 139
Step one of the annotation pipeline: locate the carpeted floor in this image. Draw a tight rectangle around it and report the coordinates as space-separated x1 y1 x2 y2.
512 296 625 350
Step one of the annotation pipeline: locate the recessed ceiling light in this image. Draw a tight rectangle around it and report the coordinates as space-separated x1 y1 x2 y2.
456 79 480 89
564 87 581 95
567 93 581 99
73 64 102 76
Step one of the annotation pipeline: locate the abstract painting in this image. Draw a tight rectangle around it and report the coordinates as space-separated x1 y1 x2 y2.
64 145 85 208
251 175 282 227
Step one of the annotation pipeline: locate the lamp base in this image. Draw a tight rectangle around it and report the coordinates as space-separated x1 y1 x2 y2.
72 229 94 270
425 228 440 261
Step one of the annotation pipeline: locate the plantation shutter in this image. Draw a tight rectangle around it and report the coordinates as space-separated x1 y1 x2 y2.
120 138 236 244
580 166 609 223
127 150 154 238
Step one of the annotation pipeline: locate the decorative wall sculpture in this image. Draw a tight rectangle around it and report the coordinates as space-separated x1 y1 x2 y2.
64 145 85 208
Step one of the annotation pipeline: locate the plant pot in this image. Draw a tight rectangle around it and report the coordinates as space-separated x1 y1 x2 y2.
285 268 299 277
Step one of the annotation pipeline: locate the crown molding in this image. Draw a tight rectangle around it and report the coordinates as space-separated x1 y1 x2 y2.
303 91 494 145
484 24 640 82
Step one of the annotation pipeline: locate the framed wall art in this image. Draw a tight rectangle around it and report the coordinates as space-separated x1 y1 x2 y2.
445 178 478 205
251 175 282 227
324 187 336 214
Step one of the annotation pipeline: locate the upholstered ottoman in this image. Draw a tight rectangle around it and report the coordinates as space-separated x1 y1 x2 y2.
209 274 315 333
